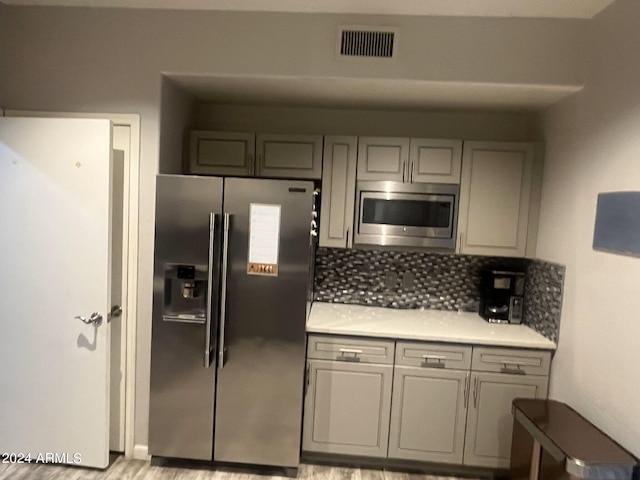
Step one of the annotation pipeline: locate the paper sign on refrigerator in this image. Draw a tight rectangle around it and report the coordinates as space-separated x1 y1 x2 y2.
247 203 281 276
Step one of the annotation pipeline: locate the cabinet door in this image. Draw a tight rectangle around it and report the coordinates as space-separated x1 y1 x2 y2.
189 131 255 176
457 142 534 257
357 137 410 182
409 138 462 184
256 133 323 179
463 372 548 469
319 136 357 248
302 359 393 457
388 366 469 464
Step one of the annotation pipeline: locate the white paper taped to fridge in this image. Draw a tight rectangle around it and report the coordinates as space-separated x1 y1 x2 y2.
248 203 281 265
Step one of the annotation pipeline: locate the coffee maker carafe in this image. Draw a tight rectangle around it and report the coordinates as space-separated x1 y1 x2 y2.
479 269 525 324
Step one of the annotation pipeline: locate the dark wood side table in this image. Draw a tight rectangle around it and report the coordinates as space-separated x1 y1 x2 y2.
510 399 636 480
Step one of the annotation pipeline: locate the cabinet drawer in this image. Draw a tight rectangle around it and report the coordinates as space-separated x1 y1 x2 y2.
395 342 472 370
472 347 551 376
307 335 394 364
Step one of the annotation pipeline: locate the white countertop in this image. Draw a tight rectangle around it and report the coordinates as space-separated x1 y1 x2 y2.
307 302 556 350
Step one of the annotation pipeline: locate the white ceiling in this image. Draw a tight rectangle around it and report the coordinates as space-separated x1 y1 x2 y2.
0 0 615 19
3 0 609 111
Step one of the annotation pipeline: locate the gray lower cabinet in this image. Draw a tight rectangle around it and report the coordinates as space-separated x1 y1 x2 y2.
388 366 469 464
463 372 548 468
303 359 393 457
303 335 395 457
302 335 552 470
462 346 550 469
387 341 472 464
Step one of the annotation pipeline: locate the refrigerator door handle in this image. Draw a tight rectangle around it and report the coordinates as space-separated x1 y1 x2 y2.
218 213 230 369
204 212 216 368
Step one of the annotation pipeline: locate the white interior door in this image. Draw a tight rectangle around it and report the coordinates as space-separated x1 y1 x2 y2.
0 117 112 469
110 124 131 453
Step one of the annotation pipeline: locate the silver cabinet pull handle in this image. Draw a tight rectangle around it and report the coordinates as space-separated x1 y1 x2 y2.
338 348 363 359
463 373 470 409
345 227 350 248
501 360 522 366
401 159 406 182
248 153 255 175
204 212 216 368
422 354 446 360
457 232 465 254
255 154 261 176
75 312 103 327
411 161 415 183
473 375 479 409
500 360 525 374
218 213 230 369
339 348 363 354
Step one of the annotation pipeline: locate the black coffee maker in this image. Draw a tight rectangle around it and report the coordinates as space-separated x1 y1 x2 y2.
479 269 526 324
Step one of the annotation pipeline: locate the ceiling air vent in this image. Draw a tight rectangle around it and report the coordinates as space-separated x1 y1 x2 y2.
338 27 397 59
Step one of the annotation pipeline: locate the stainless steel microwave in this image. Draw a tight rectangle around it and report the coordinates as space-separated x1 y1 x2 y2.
354 181 459 249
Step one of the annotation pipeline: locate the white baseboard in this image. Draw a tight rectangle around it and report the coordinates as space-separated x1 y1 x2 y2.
132 444 151 461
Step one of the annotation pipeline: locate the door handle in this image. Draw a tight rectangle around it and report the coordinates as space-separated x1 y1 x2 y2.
204 212 216 368
410 161 415 183
218 213 230 369
75 312 103 327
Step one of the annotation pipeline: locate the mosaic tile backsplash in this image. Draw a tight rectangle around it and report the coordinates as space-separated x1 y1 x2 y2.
313 247 565 343
523 259 565 343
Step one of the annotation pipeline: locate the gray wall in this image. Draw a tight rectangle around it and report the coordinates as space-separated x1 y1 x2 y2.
0 3 586 451
537 0 640 457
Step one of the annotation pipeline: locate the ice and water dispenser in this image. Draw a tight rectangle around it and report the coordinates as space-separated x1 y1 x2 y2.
162 264 208 323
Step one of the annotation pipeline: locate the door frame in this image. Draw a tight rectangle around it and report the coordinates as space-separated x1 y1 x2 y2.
3 109 141 459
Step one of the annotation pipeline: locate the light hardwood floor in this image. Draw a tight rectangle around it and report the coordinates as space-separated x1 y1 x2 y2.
0 456 482 480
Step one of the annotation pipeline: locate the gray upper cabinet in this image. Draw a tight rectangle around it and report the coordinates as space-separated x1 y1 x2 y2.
357 137 410 182
256 133 323 180
357 137 462 184
409 138 462 184
188 131 255 176
189 131 322 179
457 142 537 257
319 136 358 248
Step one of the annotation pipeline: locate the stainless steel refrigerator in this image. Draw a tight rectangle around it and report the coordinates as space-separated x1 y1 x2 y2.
149 175 313 470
